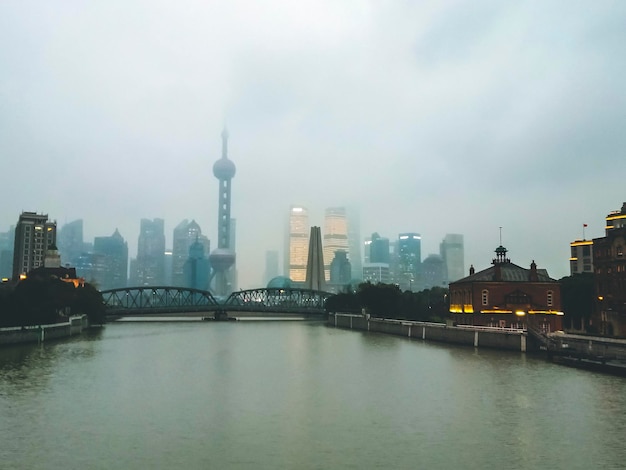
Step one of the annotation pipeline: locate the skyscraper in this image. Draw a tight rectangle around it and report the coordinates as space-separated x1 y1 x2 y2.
57 219 87 267
422 254 446 289
183 239 210 290
12 212 57 280
329 250 351 287
323 207 348 281
369 232 390 264
209 129 236 296
93 229 129 290
287 206 309 282
396 233 421 291
346 207 362 280
264 250 279 285
171 219 209 287
134 218 165 286
440 234 464 283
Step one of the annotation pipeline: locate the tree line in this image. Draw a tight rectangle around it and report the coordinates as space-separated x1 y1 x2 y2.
0 276 105 327
325 282 450 323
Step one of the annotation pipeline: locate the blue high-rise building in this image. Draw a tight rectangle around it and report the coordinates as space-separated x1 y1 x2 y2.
396 233 421 291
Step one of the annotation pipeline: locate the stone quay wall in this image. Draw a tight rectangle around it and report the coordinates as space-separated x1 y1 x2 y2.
0 316 89 347
329 313 527 352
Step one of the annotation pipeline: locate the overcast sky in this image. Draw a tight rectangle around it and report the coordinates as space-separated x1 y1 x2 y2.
1 1 625 288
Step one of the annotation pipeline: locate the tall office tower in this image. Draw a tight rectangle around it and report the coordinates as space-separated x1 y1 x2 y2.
304 226 325 291
422 254 446 289
0 226 15 279
12 212 57 280
93 229 129 290
74 252 106 284
369 232 390 264
134 218 166 286
439 234 464 283
396 233 421 291
346 207 362 280
323 207 349 281
209 129 236 296
287 206 309 282
329 250 351 287
171 220 209 287
57 219 87 267
264 250 279 286
183 239 210 290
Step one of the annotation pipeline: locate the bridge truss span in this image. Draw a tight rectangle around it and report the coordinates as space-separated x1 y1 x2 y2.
102 286 220 315
224 287 333 313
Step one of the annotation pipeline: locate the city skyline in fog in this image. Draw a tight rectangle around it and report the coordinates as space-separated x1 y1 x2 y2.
2 1 625 288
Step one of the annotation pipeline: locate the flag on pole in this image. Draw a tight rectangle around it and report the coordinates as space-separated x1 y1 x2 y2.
583 224 588 227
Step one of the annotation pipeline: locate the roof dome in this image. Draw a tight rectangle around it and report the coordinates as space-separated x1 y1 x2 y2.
213 158 236 180
267 276 293 289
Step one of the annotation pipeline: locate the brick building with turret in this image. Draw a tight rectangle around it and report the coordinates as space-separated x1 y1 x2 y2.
449 246 563 332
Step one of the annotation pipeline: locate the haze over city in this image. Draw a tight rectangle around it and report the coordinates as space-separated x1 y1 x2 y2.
1 1 625 289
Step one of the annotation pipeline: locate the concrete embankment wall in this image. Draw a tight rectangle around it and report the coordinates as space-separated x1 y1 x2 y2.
0 316 89 347
330 313 527 352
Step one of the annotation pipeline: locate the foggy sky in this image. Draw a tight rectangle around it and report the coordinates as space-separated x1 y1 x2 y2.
1 1 625 288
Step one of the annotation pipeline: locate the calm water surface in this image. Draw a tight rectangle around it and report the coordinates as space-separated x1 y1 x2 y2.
1 321 626 469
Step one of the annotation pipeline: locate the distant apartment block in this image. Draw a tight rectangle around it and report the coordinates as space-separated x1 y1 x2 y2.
362 262 391 284
12 211 57 280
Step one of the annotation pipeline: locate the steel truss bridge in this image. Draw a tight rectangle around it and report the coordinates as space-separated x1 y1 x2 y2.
101 286 332 319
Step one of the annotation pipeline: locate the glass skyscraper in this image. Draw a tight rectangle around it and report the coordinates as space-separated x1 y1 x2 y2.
323 207 348 281
286 206 309 283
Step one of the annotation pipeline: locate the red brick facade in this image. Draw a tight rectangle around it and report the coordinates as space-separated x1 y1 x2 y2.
449 246 563 332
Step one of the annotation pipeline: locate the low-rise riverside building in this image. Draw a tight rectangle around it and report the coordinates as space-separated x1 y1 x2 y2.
593 202 626 336
448 246 563 332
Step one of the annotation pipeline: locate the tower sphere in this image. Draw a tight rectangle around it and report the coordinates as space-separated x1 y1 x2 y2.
209 247 235 271
213 158 236 180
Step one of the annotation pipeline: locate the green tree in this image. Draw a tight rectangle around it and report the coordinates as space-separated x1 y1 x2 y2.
72 283 106 325
560 273 594 331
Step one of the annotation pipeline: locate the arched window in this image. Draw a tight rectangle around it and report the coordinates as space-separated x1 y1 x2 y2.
482 289 489 306
547 290 553 307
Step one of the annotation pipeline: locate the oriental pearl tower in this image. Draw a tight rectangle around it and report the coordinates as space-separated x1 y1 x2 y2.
209 129 236 296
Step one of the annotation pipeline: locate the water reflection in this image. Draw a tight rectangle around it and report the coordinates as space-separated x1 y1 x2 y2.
1 322 626 469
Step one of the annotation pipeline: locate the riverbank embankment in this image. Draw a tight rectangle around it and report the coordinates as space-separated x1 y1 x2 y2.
0 315 89 347
328 313 529 351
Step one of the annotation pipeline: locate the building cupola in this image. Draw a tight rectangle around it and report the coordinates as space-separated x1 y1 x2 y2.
492 245 510 265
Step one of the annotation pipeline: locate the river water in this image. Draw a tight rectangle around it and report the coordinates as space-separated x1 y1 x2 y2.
1 321 626 469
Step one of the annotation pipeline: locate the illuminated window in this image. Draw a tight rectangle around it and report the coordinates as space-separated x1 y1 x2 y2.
547 291 553 307
482 289 489 306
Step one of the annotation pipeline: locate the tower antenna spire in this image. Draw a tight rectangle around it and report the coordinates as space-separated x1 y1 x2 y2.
221 128 229 159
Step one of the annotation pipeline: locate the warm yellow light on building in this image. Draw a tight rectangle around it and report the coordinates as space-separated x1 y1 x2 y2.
515 310 526 316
